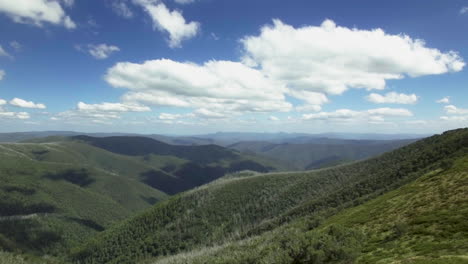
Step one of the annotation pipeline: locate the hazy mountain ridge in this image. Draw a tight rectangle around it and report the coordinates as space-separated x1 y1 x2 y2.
228 139 416 170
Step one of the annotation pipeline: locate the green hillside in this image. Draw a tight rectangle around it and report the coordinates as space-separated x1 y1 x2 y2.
72 129 468 264
0 141 168 257
0 135 284 258
151 142 467 264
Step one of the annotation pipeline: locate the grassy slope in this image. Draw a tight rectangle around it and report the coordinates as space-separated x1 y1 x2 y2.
0 141 167 256
322 155 468 263
148 134 468 264
72 129 468 264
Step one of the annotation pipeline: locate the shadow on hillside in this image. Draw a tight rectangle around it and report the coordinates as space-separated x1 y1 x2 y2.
0 219 62 252
140 195 160 205
2 185 36 195
43 169 95 187
65 217 105 231
140 170 188 195
0 200 56 216
141 161 273 195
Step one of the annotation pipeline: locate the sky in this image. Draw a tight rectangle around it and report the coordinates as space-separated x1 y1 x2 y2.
0 0 467 135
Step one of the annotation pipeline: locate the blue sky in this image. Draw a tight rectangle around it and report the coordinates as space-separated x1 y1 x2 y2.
0 0 467 134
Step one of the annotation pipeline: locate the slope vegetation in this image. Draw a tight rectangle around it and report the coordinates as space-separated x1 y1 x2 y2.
72 129 468 264
154 144 467 264
229 139 415 169
0 141 168 256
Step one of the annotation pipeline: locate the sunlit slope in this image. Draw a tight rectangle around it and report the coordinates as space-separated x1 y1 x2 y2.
72 129 468 264
157 149 467 264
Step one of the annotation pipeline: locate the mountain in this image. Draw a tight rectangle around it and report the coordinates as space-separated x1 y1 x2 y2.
0 135 281 259
71 128 468 264
153 140 468 264
0 140 168 256
229 139 416 170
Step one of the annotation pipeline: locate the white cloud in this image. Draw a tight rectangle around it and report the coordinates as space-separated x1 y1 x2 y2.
83 44 120 59
0 98 6 105
10 41 21 51
194 108 226 119
0 0 76 29
158 113 183 120
0 111 30 119
61 0 74 8
134 0 200 48
366 92 418 104
303 107 412 122
460 6 468 14
112 1 133 19
0 45 12 58
9 98 46 109
295 104 322 112
77 102 150 112
436 96 450 104
106 59 292 114
174 0 196 4
269 116 279 121
444 105 468 115
241 19 464 96
0 70 4 80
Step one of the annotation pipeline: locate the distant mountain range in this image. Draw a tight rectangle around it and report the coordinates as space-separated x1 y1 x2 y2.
0 131 428 145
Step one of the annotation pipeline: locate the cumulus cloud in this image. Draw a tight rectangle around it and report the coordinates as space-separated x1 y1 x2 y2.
107 59 292 114
0 111 30 119
0 98 6 105
78 44 120 59
112 1 133 19
134 0 200 48
366 92 418 104
77 102 150 112
99 19 463 122
269 116 279 121
444 105 468 115
436 96 450 104
302 107 412 122
9 98 46 109
52 101 150 124
0 0 76 29
241 19 464 97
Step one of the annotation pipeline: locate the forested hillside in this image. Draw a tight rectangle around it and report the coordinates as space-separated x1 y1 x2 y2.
72 128 468 264
153 143 468 264
0 136 281 259
229 139 415 169
0 141 167 256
